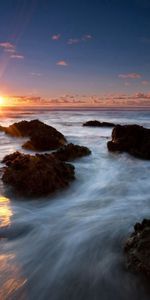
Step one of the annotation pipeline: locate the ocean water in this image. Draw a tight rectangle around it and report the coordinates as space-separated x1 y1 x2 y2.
0 107 150 300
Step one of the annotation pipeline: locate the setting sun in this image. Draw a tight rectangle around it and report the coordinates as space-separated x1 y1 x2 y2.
0 96 5 106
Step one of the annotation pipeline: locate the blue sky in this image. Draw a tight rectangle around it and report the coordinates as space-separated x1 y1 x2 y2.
0 0 150 103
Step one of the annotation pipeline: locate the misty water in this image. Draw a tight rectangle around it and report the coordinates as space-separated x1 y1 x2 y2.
0 107 150 300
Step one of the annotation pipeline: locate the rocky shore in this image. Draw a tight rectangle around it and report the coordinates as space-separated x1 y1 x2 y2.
83 120 115 127
52 143 91 161
124 219 150 277
0 119 67 151
2 152 75 197
107 124 150 159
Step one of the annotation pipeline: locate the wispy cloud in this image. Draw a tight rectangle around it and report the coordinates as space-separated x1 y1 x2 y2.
56 60 68 66
10 54 24 59
0 42 15 50
0 41 24 59
67 38 80 45
52 34 61 40
67 34 93 45
31 72 42 76
141 80 149 85
82 34 93 41
118 73 142 79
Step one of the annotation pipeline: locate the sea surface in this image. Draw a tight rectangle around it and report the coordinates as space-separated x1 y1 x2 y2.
0 107 150 300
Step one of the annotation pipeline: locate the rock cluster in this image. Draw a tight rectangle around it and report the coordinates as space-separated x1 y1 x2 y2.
2 152 75 197
52 143 91 161
0 119 66 151
83 120 115 127
124 219 150 276
107 124 150 159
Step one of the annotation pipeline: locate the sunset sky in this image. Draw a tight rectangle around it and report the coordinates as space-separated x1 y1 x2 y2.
0 0 150 106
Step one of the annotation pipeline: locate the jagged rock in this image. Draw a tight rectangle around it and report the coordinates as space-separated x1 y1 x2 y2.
124 219 150 276
0 119 67 151
83 120 115 127
52 143 91 161
2 151 22 166
2 152 75 197
107 124 150 159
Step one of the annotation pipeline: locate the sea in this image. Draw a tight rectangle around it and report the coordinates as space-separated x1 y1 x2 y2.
0 106 150 300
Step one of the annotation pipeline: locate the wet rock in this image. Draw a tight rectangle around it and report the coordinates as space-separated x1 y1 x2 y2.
2 151 22 166
124 219 150 276
0 119 67 151
52 143 91 161
83 120 115 127
2 152 75 197
107 124 150 159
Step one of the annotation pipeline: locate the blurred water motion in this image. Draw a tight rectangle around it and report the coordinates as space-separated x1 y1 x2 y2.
0 108 150 299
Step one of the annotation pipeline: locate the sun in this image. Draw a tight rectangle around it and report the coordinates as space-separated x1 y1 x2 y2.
0 96 5 106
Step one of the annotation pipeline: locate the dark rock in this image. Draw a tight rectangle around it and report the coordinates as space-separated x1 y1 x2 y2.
0 119 67 151
2 151 22 166
2 152 75 197
124 219 150 276
52 143 91 161
107 124 150 159
83 120 115 127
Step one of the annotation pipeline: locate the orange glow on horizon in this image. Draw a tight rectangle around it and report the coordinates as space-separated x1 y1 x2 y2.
0 96 6 106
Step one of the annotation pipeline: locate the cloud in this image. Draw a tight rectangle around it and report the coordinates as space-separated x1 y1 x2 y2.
31 72 42 76
52 34 61 40
8 92 150 107
118 73 142 79
82 34 93 41
0 42 15 50
56 60 68 66
67 38 80 45
0 41 24 59
4 48 16 53
10 54 24 59
141 80 149 85
67 34 93 45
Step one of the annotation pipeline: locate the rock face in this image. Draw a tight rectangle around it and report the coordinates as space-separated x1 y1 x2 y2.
52 143 91 161
107 124 150 159
0 119 66 151
124 219 150 276
83 120 115 127
2 152 75 197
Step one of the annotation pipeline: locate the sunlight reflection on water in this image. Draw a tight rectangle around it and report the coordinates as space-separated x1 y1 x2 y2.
0 197 27 299
0 196 12 228
0 253 27 299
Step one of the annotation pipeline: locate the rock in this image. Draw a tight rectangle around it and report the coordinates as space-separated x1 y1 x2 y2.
83 120 115 127
124 219 150 276
52 143 91 161
2 151 22 166
2 152 75 197
0 119 67 151
107 124 150 159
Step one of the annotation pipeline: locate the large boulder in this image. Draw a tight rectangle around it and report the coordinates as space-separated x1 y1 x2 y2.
107 124 150 159
0 119 66 151
83 120 115 127
124 219 150 276
2 152 75 197
52 143 91 161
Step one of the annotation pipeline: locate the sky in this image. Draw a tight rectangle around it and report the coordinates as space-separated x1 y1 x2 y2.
0 0 150 106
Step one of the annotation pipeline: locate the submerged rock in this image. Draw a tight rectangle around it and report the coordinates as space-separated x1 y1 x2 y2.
0 119 67 151
107 124 150 159
83 120 115 127
2 152 75 197
124 219 150 276
52 143 91 161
